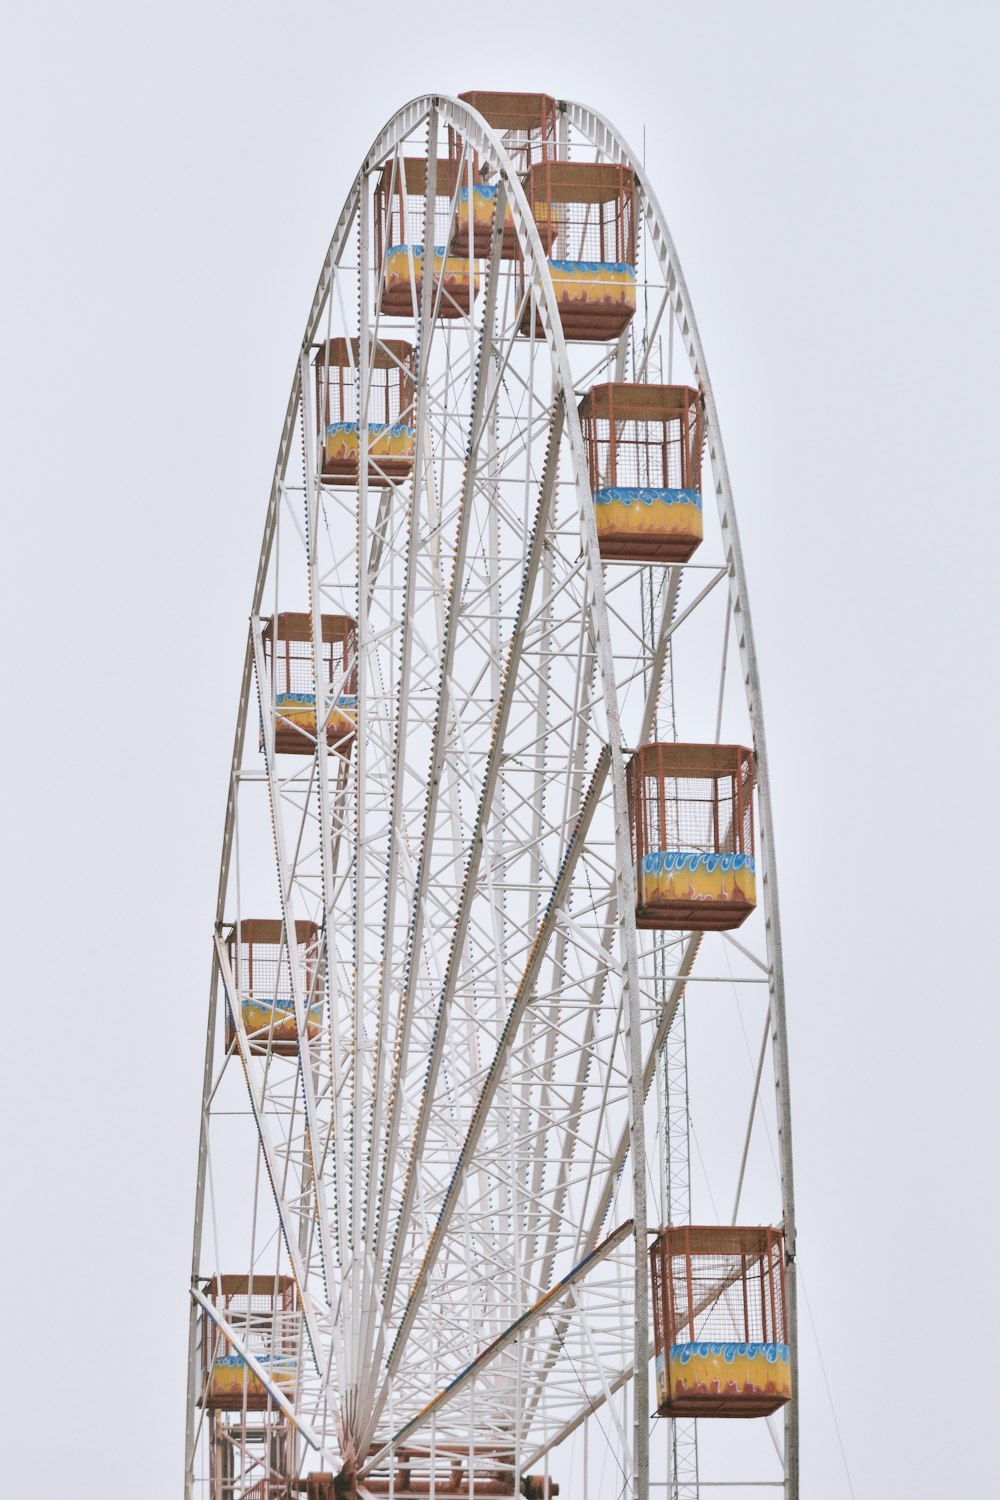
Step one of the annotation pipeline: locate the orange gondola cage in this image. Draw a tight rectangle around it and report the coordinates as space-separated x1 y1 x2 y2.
580 383 704 563
374 158 478 318
199 1275 299 1412
626 743 756 930
262 612 357 757
518 162 638 340
650 1226 791 1418
448 92 559 258
314 338 416 486
223 919 323 1058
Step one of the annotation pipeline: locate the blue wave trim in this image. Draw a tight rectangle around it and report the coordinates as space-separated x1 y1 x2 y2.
670 1342 789 1365
326 421 415 439
242 996 323 1016
594 486 702 509
641 851 756 876
275 693 357 710
385 244 449 258
211 1354 297 1371
459 184 498 202
548 259 636 277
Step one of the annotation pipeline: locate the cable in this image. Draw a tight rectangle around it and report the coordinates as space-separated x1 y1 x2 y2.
798 1269 858 1500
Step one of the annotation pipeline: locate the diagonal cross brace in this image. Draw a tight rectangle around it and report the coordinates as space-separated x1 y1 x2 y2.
364 745 612 1449
361 1218 634 1476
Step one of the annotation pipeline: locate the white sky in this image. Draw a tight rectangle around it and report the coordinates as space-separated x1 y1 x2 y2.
1 2 997 1495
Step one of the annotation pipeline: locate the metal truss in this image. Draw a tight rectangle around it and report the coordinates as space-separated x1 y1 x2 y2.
186 92 797 1500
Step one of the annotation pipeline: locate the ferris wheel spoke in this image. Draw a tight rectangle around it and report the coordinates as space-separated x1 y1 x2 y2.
589 936 701 1247
520 1338 649 1471
722 927 770 973
510 940 702 1432
367 215 511 1268
449 516 692 1440
454 551 695 1414
360 1219 634 1473
366 745 610 1441
383 669 632 1350
372 386 567 1308
382 1232 640 1469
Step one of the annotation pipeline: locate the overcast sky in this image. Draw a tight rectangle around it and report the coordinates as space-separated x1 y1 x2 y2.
2 3 997 1496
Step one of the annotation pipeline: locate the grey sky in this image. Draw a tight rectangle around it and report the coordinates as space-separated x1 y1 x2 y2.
2 2 997 1495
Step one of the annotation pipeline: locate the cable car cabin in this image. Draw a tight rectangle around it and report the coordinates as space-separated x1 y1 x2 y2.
650 1226 791 1418
517 163 637 340
262 612 357 756
223 919 323 1058
199 1276 300 1411
627 743 756 930
580 384 704 563
448 92 558 259
314 338 415 487
374 158 478 318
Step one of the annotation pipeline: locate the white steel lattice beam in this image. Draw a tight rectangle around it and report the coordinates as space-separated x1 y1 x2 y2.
361 1220 634 1474
369 744 611 1441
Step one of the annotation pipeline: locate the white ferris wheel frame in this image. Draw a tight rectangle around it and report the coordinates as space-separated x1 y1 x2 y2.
185 92 799 1500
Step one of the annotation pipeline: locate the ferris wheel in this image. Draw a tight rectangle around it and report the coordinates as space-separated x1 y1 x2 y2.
185 93 798 1500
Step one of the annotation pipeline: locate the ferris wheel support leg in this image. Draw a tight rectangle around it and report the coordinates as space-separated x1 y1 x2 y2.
184 947 222 1500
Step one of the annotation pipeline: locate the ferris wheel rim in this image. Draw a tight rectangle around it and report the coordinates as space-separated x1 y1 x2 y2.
187 91 799 1500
